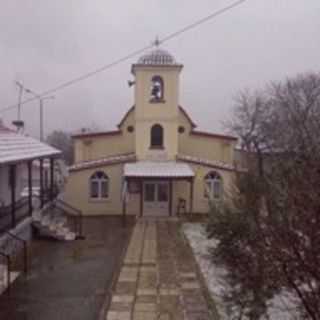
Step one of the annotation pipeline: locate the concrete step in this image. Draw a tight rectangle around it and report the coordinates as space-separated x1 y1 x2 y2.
52 216 67 225
55 230 75 241
64 232 76 241
32 211 77 241
56 227 70 236
48 222 66 232
41 215 52 226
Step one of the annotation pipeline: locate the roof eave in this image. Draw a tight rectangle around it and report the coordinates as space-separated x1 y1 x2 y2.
0 151 62 166
178 106 197 128
131 63 183 75
69 153 136 172
72 130 122 139
117 106 135 128
190 130 238 141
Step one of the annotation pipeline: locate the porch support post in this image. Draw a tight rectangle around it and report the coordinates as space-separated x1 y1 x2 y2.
10 164 16 228
39 159 44 208
122 178 127 228
27 161 33 216
49 157 54 201
169 180 173 216
140 179 143 217
189 177 194 216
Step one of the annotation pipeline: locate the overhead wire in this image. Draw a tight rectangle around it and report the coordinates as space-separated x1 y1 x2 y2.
1 0 248 113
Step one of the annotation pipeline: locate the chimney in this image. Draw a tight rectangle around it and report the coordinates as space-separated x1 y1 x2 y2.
12 120 25 133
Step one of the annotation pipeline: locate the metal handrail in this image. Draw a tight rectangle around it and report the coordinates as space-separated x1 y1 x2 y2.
53 199 83 239
0 251 11 294
55 199 82 215
0 198 30 236
0 197 29 215
6 232 28 275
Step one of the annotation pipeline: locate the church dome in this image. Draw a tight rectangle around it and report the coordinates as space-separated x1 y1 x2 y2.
137 48 177 65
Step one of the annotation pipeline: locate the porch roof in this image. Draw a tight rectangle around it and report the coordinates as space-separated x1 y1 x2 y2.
124 161 194 179
0 123 61 165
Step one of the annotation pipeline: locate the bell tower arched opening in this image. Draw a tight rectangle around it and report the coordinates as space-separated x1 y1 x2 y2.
150 75 164 102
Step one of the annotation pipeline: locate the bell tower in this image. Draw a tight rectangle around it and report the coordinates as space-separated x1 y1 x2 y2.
131 47 183 161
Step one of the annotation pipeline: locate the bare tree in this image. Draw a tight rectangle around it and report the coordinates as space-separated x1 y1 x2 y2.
209 72 320 319
46 130 73 165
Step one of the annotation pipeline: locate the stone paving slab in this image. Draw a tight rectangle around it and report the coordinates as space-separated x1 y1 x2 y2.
106 311 131 320
181 281 201 290
111 295 135 303
135 295 157 304
109 301 133 312
137 288 157 296
133 311 157 320
106 220 212 320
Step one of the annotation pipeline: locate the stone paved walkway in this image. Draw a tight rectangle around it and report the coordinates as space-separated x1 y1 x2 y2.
106 220 212 320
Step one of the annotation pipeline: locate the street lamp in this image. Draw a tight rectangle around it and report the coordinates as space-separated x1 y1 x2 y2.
24 88 54 141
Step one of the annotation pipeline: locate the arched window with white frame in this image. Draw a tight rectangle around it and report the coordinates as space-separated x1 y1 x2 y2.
204 171 223 201
90 171 109 199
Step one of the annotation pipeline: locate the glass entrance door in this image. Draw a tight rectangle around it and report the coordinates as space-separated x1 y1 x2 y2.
143 181 169 216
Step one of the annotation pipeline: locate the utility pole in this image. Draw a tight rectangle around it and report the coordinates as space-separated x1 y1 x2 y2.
40 99 44 142
24 87 54 141
15 81 24 121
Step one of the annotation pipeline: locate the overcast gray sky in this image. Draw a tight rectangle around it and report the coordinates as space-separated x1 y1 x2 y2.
1 0 319 138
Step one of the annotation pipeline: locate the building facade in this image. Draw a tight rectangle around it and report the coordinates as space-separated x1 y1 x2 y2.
64 48 238 216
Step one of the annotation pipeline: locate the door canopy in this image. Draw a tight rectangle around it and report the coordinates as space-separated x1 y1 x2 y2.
124 161 194 179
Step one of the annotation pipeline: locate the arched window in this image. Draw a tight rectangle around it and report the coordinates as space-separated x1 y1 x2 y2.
150 124 164 148
90 171 109 199
204 171 223 200
150 75 164 101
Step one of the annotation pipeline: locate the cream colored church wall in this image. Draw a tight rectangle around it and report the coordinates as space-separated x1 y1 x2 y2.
134 66 181 161
64 161 235 216
73 131 135 163
177 108 193 133
172 163 235 214
64 163 139 216
178 132 236 164
176 106 236 164
73 107 136 163
134 67 180 120
135 121 178 160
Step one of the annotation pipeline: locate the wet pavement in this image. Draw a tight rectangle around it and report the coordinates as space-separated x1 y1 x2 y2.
0 217 133 320
106 219 213 320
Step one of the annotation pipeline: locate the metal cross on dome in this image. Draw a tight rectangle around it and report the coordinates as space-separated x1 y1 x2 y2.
152 36 161 47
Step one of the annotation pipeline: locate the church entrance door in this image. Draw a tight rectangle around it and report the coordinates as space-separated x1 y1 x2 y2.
143 181 169 216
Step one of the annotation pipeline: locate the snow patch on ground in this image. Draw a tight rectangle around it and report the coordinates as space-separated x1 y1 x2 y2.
183 223 299 320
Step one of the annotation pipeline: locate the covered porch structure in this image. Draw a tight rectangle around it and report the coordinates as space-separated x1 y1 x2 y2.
122 161 195 223
0 124 61 235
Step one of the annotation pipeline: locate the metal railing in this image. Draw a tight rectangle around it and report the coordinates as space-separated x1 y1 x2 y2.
6 232 28 275
0 251 11 294
0 185 60 236
0 232 29 294
15 197 30 224
0 197 29 236
53 199 83 239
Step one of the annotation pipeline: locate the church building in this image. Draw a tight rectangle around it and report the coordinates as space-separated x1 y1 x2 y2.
64 48 238 217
